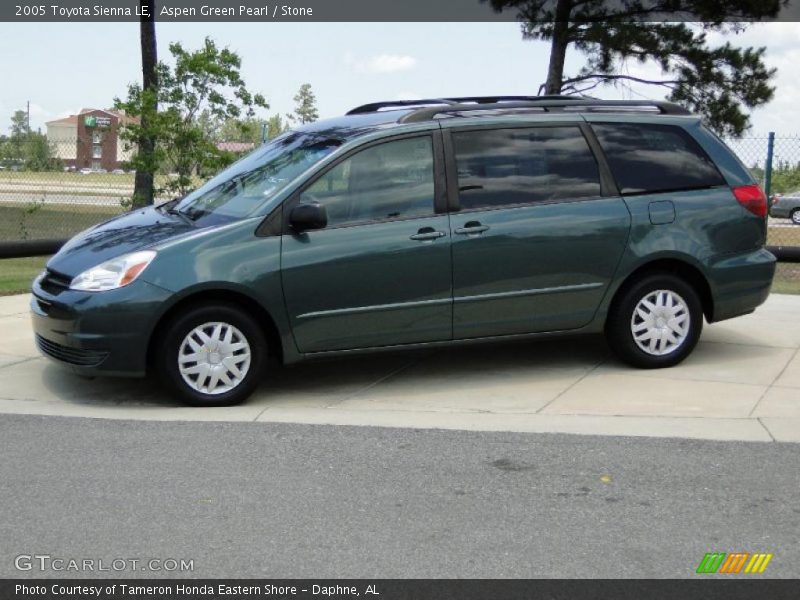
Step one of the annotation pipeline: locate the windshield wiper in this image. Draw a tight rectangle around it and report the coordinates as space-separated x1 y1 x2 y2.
160 204 194 224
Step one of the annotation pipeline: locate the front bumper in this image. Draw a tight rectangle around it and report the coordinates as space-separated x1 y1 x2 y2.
30 273 173 377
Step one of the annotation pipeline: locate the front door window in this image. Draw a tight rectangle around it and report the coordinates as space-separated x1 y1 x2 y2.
299 136 435 228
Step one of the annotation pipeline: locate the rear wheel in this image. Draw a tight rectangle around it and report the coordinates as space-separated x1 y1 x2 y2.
606 273 703 368
791 208 800 225
157 303 266 406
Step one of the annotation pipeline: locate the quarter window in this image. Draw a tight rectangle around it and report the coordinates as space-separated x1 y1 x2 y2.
452 127 602 210
300 136 435 228
591 123 725 195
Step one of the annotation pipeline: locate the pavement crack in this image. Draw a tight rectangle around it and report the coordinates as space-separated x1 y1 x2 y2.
756 417 777 442
0 356 38 370
748 346 798 418
324 352 437 409
535 359 605 414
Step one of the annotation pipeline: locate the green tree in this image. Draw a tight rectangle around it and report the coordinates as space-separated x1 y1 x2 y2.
8 110 29 160
288 83 319 125
23 132 62 171
10 110 29 138
487 0 782 137
266 113 290 139
0 135 14 167
771 161 800 194
116 36 269 200
217 117 265 143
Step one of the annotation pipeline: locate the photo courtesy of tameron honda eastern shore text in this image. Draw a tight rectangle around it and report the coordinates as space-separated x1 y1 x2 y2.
30 96 776 406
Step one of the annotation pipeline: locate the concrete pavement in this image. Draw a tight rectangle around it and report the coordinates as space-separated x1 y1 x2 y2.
0 293 798 443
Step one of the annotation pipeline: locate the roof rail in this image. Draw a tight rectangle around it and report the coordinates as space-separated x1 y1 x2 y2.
398 99 691 122
346 96 691 122
345 95 585 116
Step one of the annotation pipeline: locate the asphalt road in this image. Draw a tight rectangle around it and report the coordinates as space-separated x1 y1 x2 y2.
1 414 798 579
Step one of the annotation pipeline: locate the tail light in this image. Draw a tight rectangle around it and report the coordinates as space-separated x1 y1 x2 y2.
732 185 768 218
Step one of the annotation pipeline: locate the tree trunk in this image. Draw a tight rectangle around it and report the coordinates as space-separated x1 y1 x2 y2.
544 0 573 95
133 0 158 207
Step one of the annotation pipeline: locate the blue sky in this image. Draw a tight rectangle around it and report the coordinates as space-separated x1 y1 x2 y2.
1 22 798 135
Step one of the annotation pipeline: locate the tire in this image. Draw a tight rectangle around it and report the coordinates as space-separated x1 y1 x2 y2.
605 273 703 369
156 303 267 406
791 208 800 225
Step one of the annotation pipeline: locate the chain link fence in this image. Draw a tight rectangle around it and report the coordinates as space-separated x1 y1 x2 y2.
1 132 799 288
727 134 800 293
0 138 184 247
727 134 800 243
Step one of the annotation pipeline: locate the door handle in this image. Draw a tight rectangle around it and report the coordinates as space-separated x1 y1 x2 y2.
454 221 490 235
410 227 446 241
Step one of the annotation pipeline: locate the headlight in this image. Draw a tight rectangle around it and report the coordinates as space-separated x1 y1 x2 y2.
69 250 157 292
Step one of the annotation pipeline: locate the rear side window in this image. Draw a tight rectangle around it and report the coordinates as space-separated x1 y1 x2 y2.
452 126 601 210
592 123 725 195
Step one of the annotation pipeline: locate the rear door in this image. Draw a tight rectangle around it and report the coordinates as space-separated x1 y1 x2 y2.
281 133 453 353
445 123 631 339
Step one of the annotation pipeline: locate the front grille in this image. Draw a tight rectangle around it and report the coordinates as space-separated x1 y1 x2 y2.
39 269 71 295
35 335 108 367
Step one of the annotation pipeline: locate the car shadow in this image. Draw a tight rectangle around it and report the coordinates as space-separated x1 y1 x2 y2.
39 334 611 411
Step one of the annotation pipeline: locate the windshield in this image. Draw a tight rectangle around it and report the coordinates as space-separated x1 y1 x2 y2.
170 132 342 227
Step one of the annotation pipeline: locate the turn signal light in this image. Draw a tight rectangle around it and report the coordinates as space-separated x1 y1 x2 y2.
732 185 768 218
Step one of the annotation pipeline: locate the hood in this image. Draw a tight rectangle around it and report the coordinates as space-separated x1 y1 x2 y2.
48 206 200 277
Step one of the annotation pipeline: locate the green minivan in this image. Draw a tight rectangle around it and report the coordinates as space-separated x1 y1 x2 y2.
31 97 776 406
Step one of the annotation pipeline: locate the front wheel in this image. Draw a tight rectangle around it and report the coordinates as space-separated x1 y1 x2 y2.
157 303 267 406
791 208 800 225
605 274 703 369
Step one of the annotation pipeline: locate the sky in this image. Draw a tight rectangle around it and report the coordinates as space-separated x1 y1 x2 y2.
1 21 799 136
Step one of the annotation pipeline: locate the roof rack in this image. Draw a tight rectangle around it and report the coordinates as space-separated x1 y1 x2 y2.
345 96 692 122
346 95 582 115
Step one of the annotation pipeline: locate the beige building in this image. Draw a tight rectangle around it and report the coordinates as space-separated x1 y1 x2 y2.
45 108 136 171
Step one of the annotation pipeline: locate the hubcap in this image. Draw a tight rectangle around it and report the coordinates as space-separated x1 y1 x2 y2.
178 322 251 395
792 211 800 224
630 290 691 357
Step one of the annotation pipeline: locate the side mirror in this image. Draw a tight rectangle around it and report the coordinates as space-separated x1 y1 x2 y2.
289 201 327 232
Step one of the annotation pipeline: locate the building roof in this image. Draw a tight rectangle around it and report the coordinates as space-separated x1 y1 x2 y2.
46 115 79 126
46 108 137 126
217 141 257 153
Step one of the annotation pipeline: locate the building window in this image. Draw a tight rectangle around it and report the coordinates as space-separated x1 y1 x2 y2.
92 160 101 171
92 145 102 159
92 132 102 144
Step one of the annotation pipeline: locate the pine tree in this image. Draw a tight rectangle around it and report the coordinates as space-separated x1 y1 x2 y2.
289 83 319 125
487 0 783 136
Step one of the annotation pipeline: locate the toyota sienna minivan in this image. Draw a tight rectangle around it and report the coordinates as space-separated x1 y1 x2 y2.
31 96 776 406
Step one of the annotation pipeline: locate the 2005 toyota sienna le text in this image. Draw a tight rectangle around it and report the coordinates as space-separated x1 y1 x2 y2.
31 96 776 406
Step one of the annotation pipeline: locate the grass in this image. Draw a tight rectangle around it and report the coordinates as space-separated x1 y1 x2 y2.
773 263 800 295
0 204 124 241
1 212 798 296
0 256 48 295
768 223 800 247
0 171 135 185
1 258 798 297
0 170 203 190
